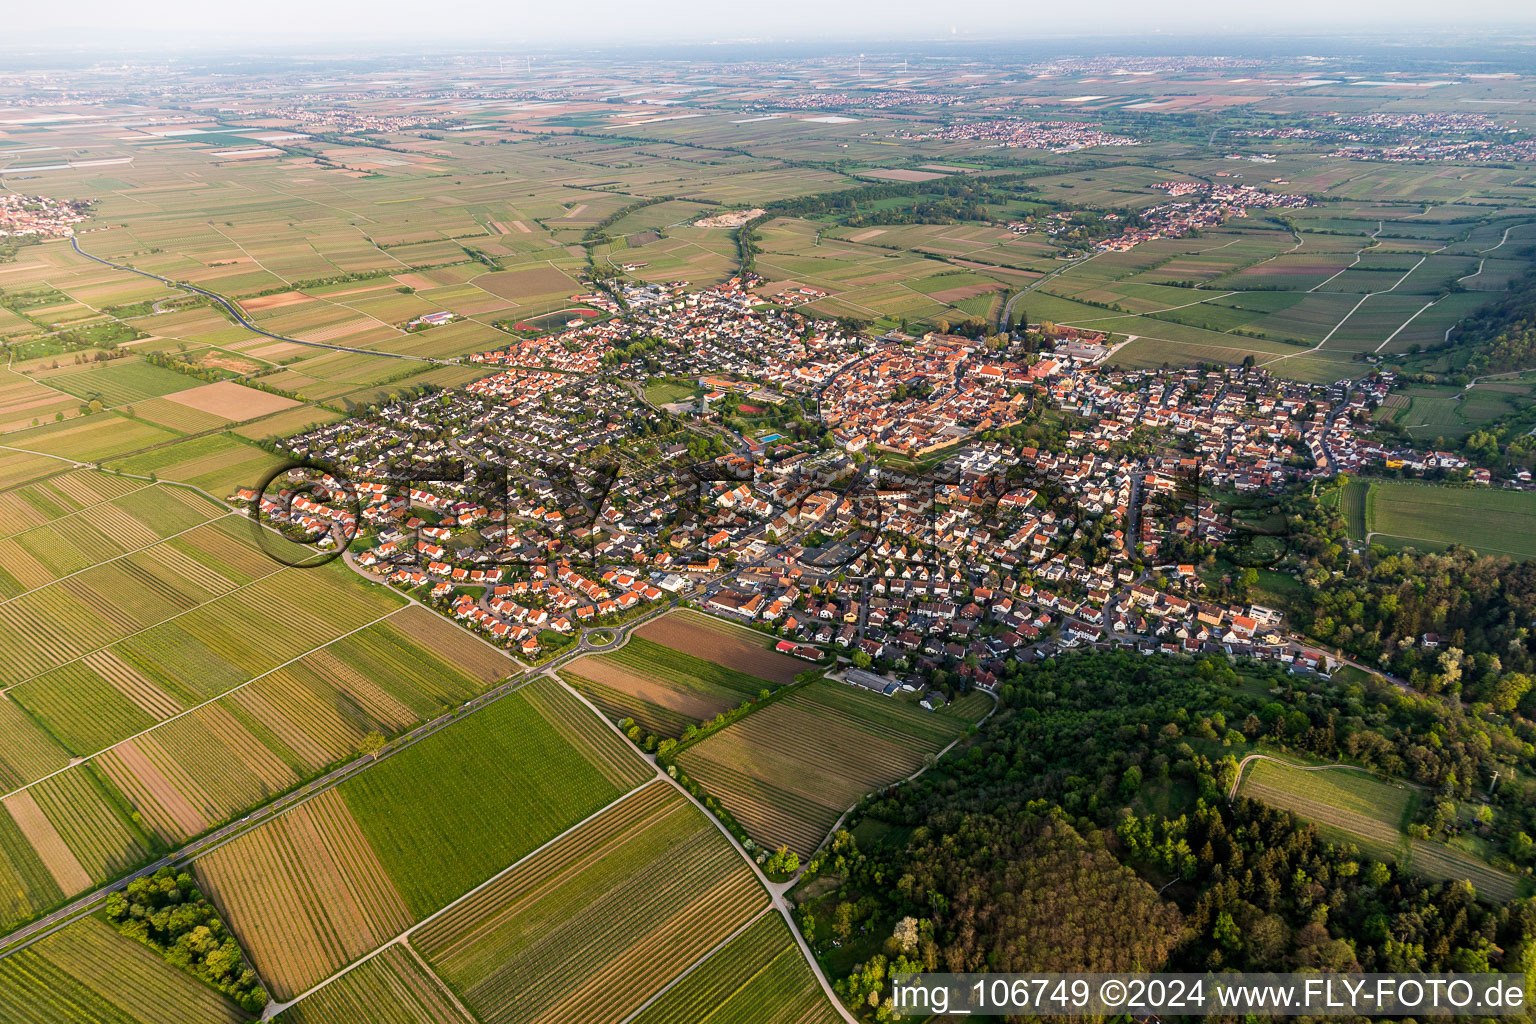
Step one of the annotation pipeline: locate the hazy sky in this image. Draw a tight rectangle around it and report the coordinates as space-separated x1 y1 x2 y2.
8 0 1536 48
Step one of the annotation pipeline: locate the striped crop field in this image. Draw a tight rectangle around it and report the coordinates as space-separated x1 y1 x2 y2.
1 413 180 463
413 781 769 1024
0 698 70 793
0 450 72 492
195 789 413 1000
278 946 472 1024
98 702 302 844
1240 760 1414 863
630 912 841 1024
339 676 650 918
95 607 512 844
0 470 146 536
3 767 152 893
634 609 805 684
0 800 64 929
0 915 248 1024
679 680 964 855
942 690 993 724
563 635 778 739
6 555 404 764
31 358 193 408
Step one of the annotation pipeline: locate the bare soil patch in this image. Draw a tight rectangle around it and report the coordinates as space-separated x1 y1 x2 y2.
635 610 803 684
165 380 300 421
566 656 727 719
242 291 311 312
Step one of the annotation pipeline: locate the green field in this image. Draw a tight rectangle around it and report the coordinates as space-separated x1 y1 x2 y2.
31 360 193 408
339 676 651 916
564 636 779 739
1240 759 1521 902
1365 481 1536 560
277 945 469 1024
679 679 965 855
1241 759 1414 862
643 377 699 405
629 912 841 1024
0 916 247 1024
413 781 769 1024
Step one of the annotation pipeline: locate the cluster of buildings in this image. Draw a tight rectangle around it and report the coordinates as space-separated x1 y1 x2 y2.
1092 181 1313 253
745 91 962 111
244 105 461 134
474 276 868 390
1332 138 1536 163
0 193 91 239
1235 113 1530 162
897 118 1139 152
251 267 1531 688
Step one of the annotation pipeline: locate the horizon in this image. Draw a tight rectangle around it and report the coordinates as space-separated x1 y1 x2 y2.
5 2 1536 54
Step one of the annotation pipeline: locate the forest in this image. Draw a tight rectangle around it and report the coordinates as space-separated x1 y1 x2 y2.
797 652 1536 1021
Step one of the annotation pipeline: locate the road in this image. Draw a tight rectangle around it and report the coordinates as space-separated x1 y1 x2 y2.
0 588 681 959
1001 250 1106 327
70 235 440 364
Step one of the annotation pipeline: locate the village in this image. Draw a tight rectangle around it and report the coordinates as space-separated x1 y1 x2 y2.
0 192 92 239
242 272 1518 701
897 118 1140 152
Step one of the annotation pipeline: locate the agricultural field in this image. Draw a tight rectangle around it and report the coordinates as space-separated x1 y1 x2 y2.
634 609 805 683
0 474 222 598
104 432 287 498
1 412 181 462
563 635 785 739
338 676 651 916
0 915 249 1024
4 547 401 753
277 946 471 1024
197 677 649 999
1240 760 1415 863
0 496 513 931
628 912 841 1024
679 679 965 855
195 790 411 999
1239 759 1521 902
1364 482 1536 560
413 781 769 1024
24 357 192 408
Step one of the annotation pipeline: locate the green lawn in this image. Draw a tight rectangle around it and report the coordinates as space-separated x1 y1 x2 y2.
644 377 699 405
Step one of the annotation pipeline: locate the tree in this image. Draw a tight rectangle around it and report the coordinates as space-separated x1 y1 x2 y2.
358 731 386 761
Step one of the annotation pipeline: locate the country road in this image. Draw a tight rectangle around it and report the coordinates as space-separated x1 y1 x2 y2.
70 235 440 364
0 588 679 959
